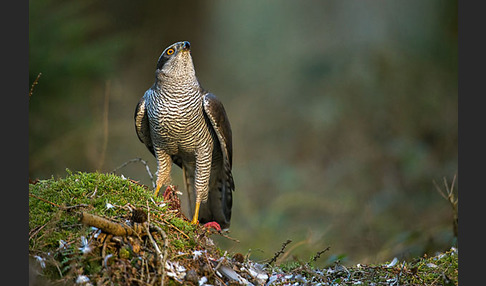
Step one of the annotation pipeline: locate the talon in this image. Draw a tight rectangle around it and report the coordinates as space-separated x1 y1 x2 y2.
203 221 221 232
163 185 174 201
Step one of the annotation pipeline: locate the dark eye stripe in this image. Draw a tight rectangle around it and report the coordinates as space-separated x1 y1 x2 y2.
156 47 176 70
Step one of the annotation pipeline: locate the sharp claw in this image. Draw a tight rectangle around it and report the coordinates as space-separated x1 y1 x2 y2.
203 221 221 231
163 185 174 200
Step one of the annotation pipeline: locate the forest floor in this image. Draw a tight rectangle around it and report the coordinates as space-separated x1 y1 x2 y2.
29 171 458 285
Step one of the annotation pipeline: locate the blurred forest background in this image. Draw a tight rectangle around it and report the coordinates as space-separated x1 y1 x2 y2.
29 0 457 266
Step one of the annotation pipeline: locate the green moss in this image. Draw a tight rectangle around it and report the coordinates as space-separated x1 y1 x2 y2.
119 247 131 259
279 260 302 272
29 170 154 251
410 247 458 285
170 216 196 233
29 171 222 284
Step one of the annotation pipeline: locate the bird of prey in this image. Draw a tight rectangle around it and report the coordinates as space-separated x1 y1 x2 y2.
134 41 234 229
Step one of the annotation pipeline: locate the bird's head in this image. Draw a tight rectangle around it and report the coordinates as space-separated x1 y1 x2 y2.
155 41 196 81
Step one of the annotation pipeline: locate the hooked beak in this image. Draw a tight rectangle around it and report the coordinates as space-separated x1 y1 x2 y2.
182 41 191 51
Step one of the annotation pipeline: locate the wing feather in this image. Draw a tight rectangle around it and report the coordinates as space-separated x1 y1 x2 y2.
203 93 233 168
202 92 234 228
134 95 155 157
203 93 234 191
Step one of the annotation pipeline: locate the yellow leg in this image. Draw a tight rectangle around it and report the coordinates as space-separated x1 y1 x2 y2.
154 183 162 197
191 201 200 224
153 152 172 198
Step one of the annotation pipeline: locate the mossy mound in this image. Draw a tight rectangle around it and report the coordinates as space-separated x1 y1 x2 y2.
29 171 458 285
29 170 225 285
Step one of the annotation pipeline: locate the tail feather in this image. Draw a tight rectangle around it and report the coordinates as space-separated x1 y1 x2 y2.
182 163 233 229
206 173 233 229
182 164 197 218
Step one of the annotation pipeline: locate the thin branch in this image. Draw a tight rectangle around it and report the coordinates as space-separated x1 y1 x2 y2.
433 180 448 201
29 223 48 241
217 231 240 243
267 239 292 266
433 173 458 237
29 72 42 98
29 193 62 209
63 204 90 211
112 158 155 188
150 224 168 286
29 193 88 212
203 252 226 285
433 173 458 206
309 246 331 264
213 251 227 272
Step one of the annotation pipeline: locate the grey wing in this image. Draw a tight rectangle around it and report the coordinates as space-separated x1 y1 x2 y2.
134 95 155 157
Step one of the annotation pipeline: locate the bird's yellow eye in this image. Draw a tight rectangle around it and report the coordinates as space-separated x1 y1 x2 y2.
166 48 175 55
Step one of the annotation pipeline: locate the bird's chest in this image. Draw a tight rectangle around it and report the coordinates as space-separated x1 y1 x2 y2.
148 97 209 155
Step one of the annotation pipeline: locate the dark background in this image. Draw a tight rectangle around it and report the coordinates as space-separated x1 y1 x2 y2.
29 0 458 266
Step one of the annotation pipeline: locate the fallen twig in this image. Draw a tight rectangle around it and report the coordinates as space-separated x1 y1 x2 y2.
217 231 240 243
203 252 226 285
145 223 163 285
29 223 48 241
63 204 90 211
29 193 89 212
154 216 190 240
146 201 168 286
29 193 62 209
80 212 138 237
149 224 168 286
214 251 227 272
